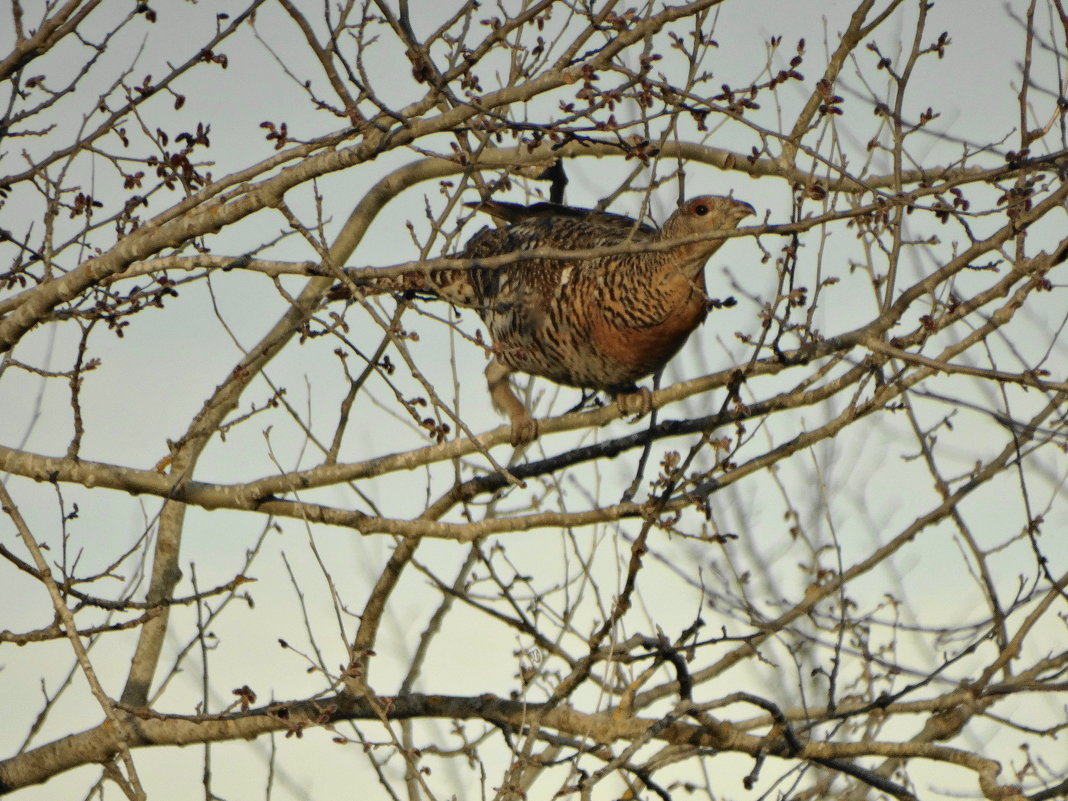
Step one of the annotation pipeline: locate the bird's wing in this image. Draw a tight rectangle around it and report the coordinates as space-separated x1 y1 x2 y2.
467 199 657 236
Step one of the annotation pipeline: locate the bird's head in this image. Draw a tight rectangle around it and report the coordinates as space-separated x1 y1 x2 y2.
655 195 754 278
660 195 755 243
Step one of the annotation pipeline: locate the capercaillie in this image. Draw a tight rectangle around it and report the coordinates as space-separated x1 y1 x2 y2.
343 194 754 444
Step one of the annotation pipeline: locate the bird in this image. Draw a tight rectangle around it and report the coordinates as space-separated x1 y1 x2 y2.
346 194 754 445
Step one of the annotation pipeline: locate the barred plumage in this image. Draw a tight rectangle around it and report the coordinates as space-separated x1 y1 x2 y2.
358 195 754 444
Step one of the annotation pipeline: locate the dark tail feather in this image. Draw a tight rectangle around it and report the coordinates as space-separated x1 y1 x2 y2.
326 270 437 302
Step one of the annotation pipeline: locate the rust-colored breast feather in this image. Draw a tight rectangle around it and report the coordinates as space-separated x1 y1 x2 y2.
587 271 710 385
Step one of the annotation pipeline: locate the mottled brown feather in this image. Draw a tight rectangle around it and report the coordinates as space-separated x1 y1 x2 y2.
361 195 754 443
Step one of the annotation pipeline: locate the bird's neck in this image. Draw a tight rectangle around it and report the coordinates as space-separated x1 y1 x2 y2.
650 237 724 282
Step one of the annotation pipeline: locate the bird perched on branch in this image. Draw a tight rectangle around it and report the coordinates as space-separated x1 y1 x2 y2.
344 194 754 445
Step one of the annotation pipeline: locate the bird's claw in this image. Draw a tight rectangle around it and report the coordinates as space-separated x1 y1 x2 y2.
615 387 653 420
509 415 539 446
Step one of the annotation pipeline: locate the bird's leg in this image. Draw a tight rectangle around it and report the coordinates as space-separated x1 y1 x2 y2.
564 389 601 415
614 385 653 420
485 358 539 445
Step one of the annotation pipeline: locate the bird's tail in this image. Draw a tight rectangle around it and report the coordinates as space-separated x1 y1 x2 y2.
326 270 427 301
328 266 478 306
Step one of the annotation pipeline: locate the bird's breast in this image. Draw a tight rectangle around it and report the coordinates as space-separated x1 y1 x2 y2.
483 261 711 391
588 280 707 381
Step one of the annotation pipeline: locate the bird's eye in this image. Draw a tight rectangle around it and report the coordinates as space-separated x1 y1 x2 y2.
693 203 710 216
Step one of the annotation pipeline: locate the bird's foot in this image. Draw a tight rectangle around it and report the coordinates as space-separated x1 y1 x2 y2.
486 359 540 446
508 414 540 447
615 387 652 420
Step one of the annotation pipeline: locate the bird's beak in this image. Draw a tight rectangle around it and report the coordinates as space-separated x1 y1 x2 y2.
732 201 756 222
